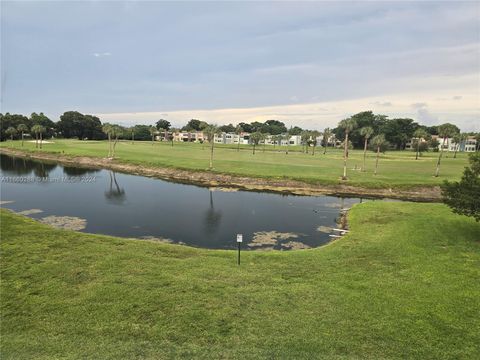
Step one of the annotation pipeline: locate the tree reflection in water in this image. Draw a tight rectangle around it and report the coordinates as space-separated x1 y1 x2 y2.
0 154 57 177
204 190 222 235
104 171 126 204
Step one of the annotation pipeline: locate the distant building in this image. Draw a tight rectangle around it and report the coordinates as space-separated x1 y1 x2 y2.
430 136 477 152
173 131 205 142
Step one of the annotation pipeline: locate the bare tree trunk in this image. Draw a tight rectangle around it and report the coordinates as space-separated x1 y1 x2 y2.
131 131 134 144
435 137 446 177
107 133 112 157
112 136 118 158
39 133 43 149
35 133 38 148
253 144 256 155
342 131 349 180
453 143 458 159
362 138 368 171
416 141 420 160
21 132 24 147
209 141 214 169
286 142 289 155
374 146 380 175
237 137 241 152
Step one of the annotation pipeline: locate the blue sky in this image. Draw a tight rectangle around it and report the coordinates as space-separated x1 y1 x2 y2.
1 1 479 131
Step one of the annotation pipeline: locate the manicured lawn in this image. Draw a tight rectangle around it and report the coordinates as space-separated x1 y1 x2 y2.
1 202 479 359
0 139 471 188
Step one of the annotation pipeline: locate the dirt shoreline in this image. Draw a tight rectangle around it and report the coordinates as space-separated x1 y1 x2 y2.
0 148 442 202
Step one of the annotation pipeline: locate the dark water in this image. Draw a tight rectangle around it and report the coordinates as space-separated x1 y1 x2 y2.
0 154 364 250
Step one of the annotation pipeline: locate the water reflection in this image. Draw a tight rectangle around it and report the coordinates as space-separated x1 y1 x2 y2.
0 155 57 177
63 166 100 176
204 190 222 235
104 171 126 205
1 153 368 250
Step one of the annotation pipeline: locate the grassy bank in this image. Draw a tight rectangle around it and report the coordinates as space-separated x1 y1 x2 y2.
0 139 470 188
1 202 479 359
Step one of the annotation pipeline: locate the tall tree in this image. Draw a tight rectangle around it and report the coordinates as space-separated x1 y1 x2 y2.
453 133 467 159
203 124 220 169
435 123 459 177
31 125 46 149
102 124 114 157
359 126 374 171
111 125 124 158
219 123 235 133
322 128 332 155
30 112 56 138
155 119 171 131
250 132 263 155
183 119 208 131
149 126 157 145
300 131 310 154
5 127 17 140
413 128 429 160
339 118 357 180
261 120 287 135
262 133 268 152
235 124 243 152
371 134 387 175
310 130 320 155
17 124 29 146
0 113 30 141
441 153 480 222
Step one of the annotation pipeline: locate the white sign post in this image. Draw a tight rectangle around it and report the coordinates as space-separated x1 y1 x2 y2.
236 234 243 265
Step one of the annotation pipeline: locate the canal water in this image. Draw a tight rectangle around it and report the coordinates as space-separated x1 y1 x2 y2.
0 154 364 250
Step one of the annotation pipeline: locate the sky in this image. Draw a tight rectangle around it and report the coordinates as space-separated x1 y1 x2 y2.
1 1 479 131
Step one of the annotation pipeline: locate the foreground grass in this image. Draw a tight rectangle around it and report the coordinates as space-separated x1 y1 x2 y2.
1 202 479 359
0 139 470 188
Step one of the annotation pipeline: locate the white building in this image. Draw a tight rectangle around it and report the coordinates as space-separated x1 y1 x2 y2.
436 136 477 152
214 132 250 145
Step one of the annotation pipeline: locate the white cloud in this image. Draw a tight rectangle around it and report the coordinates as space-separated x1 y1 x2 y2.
93 52 111 57
95 91 480 132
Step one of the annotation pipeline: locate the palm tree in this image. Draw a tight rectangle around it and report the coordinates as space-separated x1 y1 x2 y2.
322 128 331 155
309 130 320 156
203 124 220 169
339 118 357 180
413 128 428 160
250 131 263 155
300 131 310 154
435 123 458 177
5 127 17 141
262 133 268 152
284 133 291 155
31 125 46 149
111 125 123 158
235 125 243 152
102 123 114 157
17 124 29 146
453 133 467 159
130 127 135 144
359 126 374 171
149 126 156 145
371 134 387 175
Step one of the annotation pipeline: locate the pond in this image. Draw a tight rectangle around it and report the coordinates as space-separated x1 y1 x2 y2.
0 153 365 250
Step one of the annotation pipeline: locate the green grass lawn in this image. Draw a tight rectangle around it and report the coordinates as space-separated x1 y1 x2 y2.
1 202 479 359
0 139 471 188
